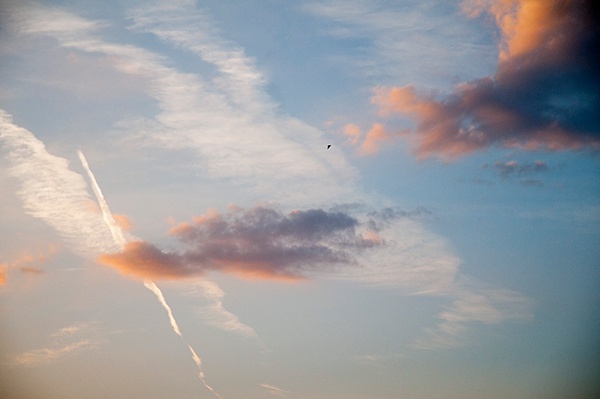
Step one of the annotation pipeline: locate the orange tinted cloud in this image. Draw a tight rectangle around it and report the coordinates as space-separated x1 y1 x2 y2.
0 247 56 284
99 241 191 280
342 123 361 145
463 0 578 63
362 0 600 159
358 123 394 156
112 214 133 232
342 122 406 156
99 205 391 281
19 266 44 275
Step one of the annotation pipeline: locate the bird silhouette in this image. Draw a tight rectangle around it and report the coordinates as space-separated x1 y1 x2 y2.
327 144 331 149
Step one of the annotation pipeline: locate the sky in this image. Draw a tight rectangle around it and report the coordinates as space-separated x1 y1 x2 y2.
0 0 599 398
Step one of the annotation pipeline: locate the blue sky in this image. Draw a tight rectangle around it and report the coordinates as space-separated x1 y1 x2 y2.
1 1 599 398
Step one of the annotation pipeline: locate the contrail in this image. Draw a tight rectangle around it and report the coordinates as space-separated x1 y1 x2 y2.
78 150 222 398
77 150 126 247
143 280 183 336
144 280 223 399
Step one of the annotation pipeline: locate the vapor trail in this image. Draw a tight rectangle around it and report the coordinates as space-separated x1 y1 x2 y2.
144 279 222 398
78 150 222 398
77 150 126 247
143 280 183 336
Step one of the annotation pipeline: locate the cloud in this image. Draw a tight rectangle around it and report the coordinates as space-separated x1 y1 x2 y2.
0 246 57 284
13 339 97 367
2 95 254 377
13 322 102 367
484 159 548 177
3 0 357 206
260 383 289 396
415 278 533 349
113 214 133 232
305 0 496 87
0 110 119 256
50 321 99 338
342 123 361 145
3 2 534 349
416 280 533 349
123 1 358 204
357 123 399 156
18 266 44 275
360 0 600 158
182 279 258 338
100 205 383 281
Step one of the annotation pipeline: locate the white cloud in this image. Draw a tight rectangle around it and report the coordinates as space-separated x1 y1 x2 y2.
13 322 102 367
7 1 357 207
0 110 119 256
415 281 534 349
305 0 496 89
260 383 289 396
182 278 258 339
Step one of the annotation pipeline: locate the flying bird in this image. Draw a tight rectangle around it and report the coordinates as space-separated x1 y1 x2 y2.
327 145 331 149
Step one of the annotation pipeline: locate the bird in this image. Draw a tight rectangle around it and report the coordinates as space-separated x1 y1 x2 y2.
327 144 331 149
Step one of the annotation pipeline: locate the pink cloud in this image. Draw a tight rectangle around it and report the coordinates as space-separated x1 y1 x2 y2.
0 247 57 285
342 123 361 145
0 265 6 286
112 214 133 232
358 123 394 156
357 0 600 159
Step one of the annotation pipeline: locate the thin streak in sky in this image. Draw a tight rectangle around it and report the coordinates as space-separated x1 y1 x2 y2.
78 150 222 398
77 150 126 247
144 280 222 399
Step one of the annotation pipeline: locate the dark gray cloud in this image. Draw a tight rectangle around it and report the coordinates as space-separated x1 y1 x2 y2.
99 205 392 281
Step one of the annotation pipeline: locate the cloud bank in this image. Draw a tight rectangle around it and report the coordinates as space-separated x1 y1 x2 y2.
355 0 600 158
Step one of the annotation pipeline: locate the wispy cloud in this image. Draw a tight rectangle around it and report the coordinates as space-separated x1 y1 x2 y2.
478 159 549 187
124 1 357 204
305 0 495 87
343 0 600 158
182 279 258 339
415 281 533 349
0 110 119 256
356 123 401 156
260 383 289 396
353 352 405 365
484 160 549 178
50 321 99 338
13 322 102 367
4 1 358 206
0 247 55 283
